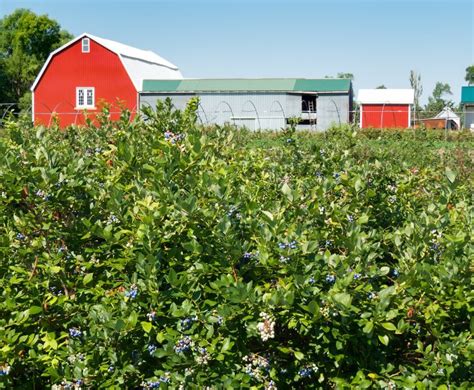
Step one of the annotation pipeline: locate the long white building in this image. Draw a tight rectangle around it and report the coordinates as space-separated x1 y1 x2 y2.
140 78 353 131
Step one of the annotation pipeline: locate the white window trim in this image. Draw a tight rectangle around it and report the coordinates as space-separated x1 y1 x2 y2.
75 87 95 110
82 37 90 53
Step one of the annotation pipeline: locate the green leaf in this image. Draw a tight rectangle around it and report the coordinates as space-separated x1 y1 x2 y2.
294 351 304 360
114 319 126 331
49 338 58 350
262 210 274 221
168 268 178 287
307 300 319 316
156 332 165 343
378 285 395 301
277 346 291 354
394 234 402 247
363 321 374 334
127 311 138 328
142 163 156 173
141 321 152 333
103 224 113 240
445 167 456 183
281 183 293 202
83 273 93 285
221 338 233 353
378 335 389 346
445 232 466 243
29 306 43 315
44 332 58 350
154 349 169 358
379 266 390 276
381 322 397 331
334 292 352 307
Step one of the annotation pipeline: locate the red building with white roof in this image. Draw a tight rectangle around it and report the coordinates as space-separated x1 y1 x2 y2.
31 33 182 127
358 89 414 128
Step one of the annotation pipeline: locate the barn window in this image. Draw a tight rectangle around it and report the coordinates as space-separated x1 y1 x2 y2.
76 87 95 109
301 94 317 112
82 38 90 53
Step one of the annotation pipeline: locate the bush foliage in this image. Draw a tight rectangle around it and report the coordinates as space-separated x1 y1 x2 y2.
0 101 473 389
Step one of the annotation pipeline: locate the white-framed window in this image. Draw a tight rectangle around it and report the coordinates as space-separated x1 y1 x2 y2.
76 87 95 109
82 37 90 53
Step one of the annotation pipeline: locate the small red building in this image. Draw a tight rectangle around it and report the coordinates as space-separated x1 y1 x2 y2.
31 33 182 127
358 89 414 128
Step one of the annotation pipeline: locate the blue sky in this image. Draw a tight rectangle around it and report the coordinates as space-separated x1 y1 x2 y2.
1 0 473 104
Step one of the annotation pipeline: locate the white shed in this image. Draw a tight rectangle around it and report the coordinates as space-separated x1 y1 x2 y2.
434 107 460 130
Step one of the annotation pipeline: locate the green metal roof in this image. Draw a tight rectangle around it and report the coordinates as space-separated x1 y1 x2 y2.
461 86 474 104
142 78 352 93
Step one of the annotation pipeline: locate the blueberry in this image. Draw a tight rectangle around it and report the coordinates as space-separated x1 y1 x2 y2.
325 274 336 284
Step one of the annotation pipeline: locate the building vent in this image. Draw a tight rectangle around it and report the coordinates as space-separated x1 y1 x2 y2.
82 38 90 53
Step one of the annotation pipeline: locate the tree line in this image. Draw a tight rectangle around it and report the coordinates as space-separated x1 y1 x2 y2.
0 9 72 109
410 69 474 119
0 9 473 118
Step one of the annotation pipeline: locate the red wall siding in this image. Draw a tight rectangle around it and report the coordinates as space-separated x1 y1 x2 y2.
34 39 137 127
361 104 410 128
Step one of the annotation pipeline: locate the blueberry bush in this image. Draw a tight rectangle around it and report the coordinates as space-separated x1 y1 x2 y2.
0 100 473 389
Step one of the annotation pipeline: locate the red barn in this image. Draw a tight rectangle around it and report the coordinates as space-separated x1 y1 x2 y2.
31 33 182 127
358 89 414 128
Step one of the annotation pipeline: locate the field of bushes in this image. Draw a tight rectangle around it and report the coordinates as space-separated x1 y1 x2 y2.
0 101 473 389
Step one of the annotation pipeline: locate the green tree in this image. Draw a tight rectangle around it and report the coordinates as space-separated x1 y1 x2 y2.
409 70 423 116
0 9 72 107
324 73 354 80
336 72 354 80
465 65 474 85
376 84 387 89
423 82 453 117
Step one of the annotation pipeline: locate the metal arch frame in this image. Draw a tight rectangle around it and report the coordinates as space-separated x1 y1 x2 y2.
329 99 342 126
214 100 235 126
61 101 81 127
197 101 209 125
270 100 286 129
135 101 154 124
242 99 261 130
69 102 81 126
0 103 17 122
41 101 81 127
270 100 286 118
23 105 32 121
138 100 154 112
35 102 55 126
129 103 138 118
48 106 58 127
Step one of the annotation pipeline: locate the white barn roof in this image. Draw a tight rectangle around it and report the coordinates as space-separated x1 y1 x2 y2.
358 89 414 104
31 33 183 92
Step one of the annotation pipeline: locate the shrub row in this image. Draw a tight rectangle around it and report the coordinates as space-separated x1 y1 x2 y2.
0 101 472 388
